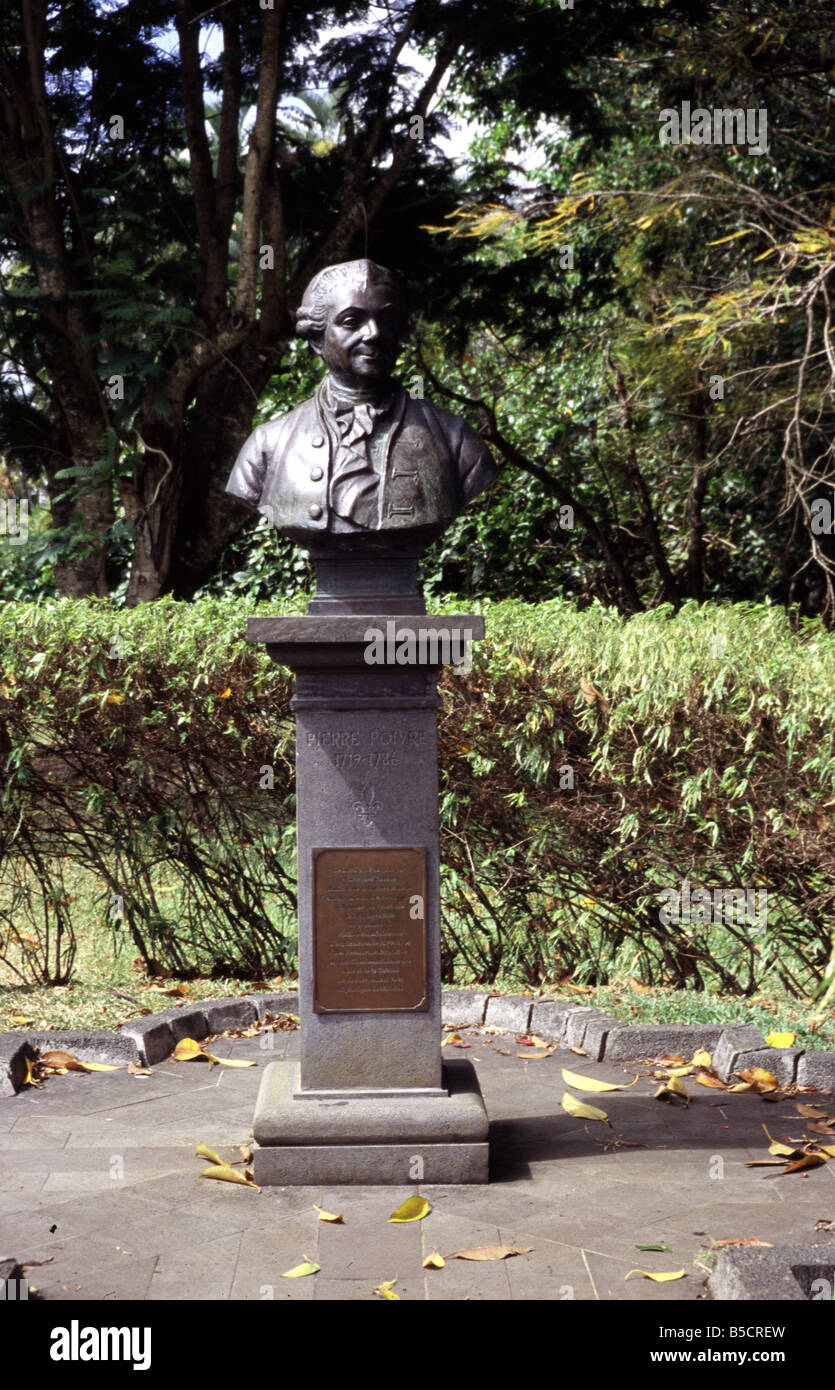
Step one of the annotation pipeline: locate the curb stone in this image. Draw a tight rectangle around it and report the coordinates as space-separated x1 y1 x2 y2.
1 989 831 1095
708 1243 835 1301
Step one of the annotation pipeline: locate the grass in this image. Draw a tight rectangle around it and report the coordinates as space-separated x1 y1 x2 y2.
2 902 831 1052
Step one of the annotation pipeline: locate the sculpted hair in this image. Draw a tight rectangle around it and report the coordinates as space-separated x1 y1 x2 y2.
295 259 407 341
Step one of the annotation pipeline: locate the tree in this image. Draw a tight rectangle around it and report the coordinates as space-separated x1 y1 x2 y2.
1 0 674 603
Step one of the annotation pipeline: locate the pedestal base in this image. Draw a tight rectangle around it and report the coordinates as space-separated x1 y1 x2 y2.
251 1056 489 1185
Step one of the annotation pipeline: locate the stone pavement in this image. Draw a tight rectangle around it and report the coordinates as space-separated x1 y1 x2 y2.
1 1023 833 1302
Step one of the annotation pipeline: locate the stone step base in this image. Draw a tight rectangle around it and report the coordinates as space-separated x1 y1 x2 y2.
252 1140 489 1186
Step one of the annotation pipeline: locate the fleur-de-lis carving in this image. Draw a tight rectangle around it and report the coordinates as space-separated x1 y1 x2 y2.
353 785 382 825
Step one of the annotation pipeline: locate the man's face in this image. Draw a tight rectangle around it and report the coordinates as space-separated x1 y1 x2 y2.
314 281 404 389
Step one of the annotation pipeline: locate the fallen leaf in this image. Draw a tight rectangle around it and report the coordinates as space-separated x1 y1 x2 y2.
809 1121 835 1136
239 1145 253 1163
654 1076 689 1105
695 1068 729 1090
422 1250 445 1269
767 1153 828 1176
313 1204 343 1223
635 1244 671 1252
22 1057 43 1088
205 1054 257 1068
374 1278 400 1300
127 1060 153 1076
812 1144 835 1158
745 1159 792 1167
692 1050 713 1068
446 1246 532 1261
195 1143 224 1165
39 1049 119 1074
796 1102 830 1120
172 1038 207 1062
569 1046 589 1056
561 1091 610 1124
561 1067 638 1093
814 1218 834 1231
761 1125 802 1158
735 1067 778 1092
281 1258 319 1278
667 1065 694 1077
200 1163 260 1191
10 1016 31 1024
711 1237 773 1249
625 1269 685 1282
517 1050 554 1059
765 1032 796 1048
389 1195 430 1223
656 1054 686 1066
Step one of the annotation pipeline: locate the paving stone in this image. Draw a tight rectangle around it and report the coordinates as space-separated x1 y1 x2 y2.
484 995 533 1033
0 1036 38 1098
229 1222 321 1300
529 1000 575 1041
602 1024 724 1063
712 1025 767 1078
37 1254 159 1302
797 1052 835 1093
146 1230 243 1300
441 989 488 1027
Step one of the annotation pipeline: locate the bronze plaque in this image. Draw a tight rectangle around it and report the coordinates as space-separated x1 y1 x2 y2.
313 846 427 1013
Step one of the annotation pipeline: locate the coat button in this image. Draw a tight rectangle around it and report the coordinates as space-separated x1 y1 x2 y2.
310 466 324 481
308 504 323 519
312 434 325 447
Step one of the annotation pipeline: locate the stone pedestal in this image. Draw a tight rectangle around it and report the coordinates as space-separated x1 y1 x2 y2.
247 608 489 1184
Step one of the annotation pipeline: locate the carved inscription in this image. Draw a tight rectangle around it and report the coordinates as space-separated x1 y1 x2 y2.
306 727 429 771
313 846 427 1013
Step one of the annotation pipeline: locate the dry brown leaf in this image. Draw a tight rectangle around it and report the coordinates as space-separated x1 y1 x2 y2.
127 1059 153 1076
446 1245 532 1261
239 1144 253 1163
808 1121 835 1136
656 1054 687 1066
796 1102 831 1120
694 1068 729 1090
767 1153 828 1177
735 1067 779 1092
711 1237 773 1249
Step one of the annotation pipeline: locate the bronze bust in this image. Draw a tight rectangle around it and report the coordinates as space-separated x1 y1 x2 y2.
225 259 499 550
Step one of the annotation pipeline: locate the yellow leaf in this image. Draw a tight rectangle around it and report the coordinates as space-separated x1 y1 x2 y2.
624 1269 686 1282
313 1204 343 1223
80 1061 121 1072
389 1195 430 1223
104 690 125 704
172 1038 207 1062
10 1016 30 1024
769 1153 828 1176
691 1050 712 1068
22 1056 42 1088
220 688 232 698
655 1075 689 1104
814 1145 835 1158
200 1163 260 1191
446 1246 532 1261
667 1066 694 1077
706 229 756 246
422 1250 445 1269
561 1068 637 1093
441 1033 461 1047
762 1125 801 1158
735 1067 778 1091
518 1050 554 1059
374 1278 400 1300
561 1091 610 1124
695 1068 728 1090
765 1032 795 1048
281 1258 320 1278
195 1143 224 1165
204 1053 257 1068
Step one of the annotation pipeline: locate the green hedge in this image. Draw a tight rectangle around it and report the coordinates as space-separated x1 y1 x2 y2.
1 595 833 996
